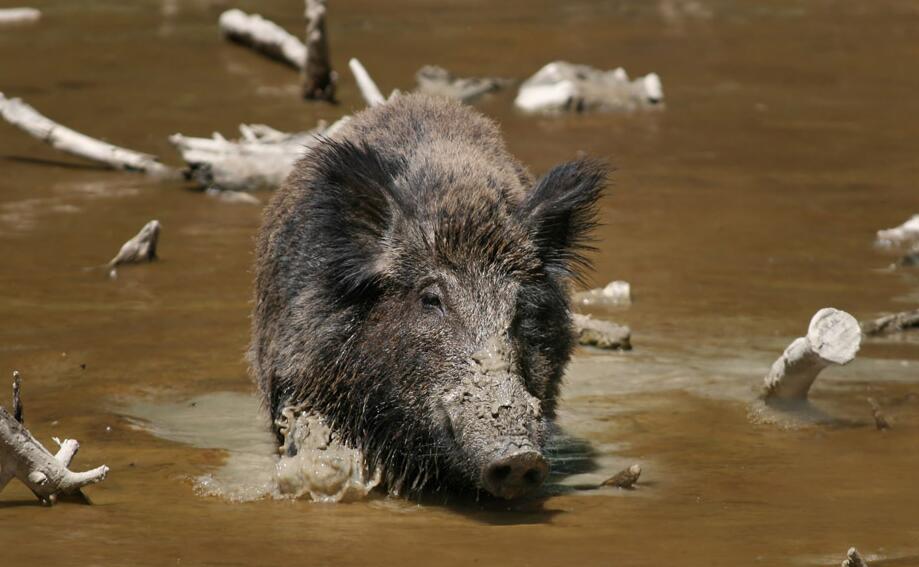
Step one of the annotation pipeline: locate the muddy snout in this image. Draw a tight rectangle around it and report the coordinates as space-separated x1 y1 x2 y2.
481 444 549 500
441 337 550 499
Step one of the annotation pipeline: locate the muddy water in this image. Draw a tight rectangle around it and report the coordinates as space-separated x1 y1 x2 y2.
1 0 918 564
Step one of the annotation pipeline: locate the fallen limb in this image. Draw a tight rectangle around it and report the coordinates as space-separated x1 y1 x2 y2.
415 66 511 103
842 548 869 567
573 280 631 308
169 121 331 191
205 187 261 205
861 308 919 336
109 220 160 275
0 93 178 177
0 7 40 24
515 62 663 113
219 8 305 70
602 464 641 489
572 313 632 351
763 308 861 402
301 0 335 101
349 58 385 107
0 372 109 504
876 214 919 248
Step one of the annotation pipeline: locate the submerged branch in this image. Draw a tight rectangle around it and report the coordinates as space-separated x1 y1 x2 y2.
0 372 109 505
861 308 919 336
349 58 385 107
0 93 178 177
763 308 861 402
219 8 306 70
0 7 40 24
302 0 335 101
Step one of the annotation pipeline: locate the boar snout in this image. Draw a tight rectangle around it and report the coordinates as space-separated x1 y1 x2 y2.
481 444 548 500
440 336 550 499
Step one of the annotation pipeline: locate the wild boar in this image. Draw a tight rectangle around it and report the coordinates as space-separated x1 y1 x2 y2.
250 93 605 499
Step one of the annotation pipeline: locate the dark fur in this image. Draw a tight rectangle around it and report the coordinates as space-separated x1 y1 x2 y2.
251 94 605 494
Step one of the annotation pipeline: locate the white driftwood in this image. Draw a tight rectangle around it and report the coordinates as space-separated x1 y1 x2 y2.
876 214 919 248
573 280 631 307
0 7 40 24
0 93 177 177
861 308 919 336
349 58 385 107
602 464 641 489
515 62 663 113
0 373 109 504
763 308 861 401
219 9 306 70
302 0 335 101
109 220 160 273
205 187 261 205
842 548 869 567
415 66 511 103
572 313 632 350
169 121 335 191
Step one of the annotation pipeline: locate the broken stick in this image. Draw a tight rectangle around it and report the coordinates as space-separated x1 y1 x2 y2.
415 66 511 103
602 464 641 489
0 7 40 24
763 308 861 402
0 372 109 504
349 58 385 107
0 92 178 177
302 0 335 101
109 220 160 275
219 8 306 70
861 308 919 336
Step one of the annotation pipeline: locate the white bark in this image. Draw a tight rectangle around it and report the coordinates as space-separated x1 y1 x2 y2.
876 214 919 248
0 93 178 177
169 120 338 191
349 58 385 107
515 62 664 113
572 313 632 350
861 308 919 336
0 375 108 505
763 308 861 401
415 66 510 103
219 9 306 70
0 7 40 24
573 280 631 307
109 220 160 272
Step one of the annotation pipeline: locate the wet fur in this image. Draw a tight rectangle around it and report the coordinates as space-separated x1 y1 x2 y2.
250 94 605 495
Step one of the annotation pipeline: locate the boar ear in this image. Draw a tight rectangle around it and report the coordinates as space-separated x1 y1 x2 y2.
311 138 409 297
516 159 607 279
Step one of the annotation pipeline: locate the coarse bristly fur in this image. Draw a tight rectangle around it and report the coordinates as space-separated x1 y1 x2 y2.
250 93 607 497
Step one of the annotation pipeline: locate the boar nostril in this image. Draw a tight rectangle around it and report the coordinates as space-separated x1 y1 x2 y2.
488 465 512 484
481 449 549 499
523 468 543 485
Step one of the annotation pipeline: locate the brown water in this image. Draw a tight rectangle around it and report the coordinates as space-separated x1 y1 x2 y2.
1 0 919 564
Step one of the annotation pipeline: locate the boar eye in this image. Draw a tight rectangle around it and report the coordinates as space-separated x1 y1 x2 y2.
420 290 444 315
